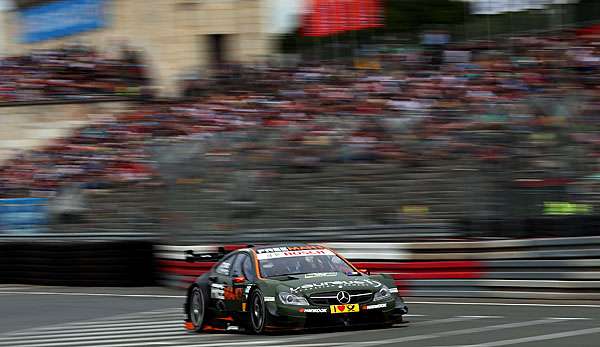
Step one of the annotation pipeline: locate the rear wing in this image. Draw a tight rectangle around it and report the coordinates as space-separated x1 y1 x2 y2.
184 244 254 263
184 248 225 263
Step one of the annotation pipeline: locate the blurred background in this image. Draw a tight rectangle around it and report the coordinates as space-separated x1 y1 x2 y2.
2 0 600 243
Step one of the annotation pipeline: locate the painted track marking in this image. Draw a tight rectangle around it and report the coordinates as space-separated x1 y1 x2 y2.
408 301 600 308
331 319 565 346
432 326 600 347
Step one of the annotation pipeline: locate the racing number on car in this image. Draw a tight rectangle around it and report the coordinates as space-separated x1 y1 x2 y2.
330 304 360 314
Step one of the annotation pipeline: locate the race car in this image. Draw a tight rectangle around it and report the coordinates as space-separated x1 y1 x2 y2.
183 244 407 333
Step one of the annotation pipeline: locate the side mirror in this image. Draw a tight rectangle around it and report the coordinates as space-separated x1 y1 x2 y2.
359 268 371 275
233 276 246 284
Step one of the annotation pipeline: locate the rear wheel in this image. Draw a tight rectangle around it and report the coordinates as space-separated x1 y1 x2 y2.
188 287 207 332
249 289 267 334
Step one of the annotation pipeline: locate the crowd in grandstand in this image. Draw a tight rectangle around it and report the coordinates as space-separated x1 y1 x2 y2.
1 30 600 206
0 44 147 103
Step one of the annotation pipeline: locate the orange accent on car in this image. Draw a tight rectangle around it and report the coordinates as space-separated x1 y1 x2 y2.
217 316 234 322
184 322 195 330
250 249 265 279
233 276 246 284
329 247 360 272
202 324 224 332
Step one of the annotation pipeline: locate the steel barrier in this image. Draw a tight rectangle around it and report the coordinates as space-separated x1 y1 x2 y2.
155 236 600 300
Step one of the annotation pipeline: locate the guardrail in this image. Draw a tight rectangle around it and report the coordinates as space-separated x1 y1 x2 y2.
174 223 460 243
155 236 600 300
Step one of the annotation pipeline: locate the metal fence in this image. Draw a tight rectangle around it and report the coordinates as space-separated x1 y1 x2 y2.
40 107 600 243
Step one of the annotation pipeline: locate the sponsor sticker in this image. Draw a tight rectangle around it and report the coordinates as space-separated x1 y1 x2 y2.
264 296 276 302
224 287 243 301
389 287 399 293
330 304 360 314
256 245 325 254
210 283 225 300
304 272 337 279
365 303 387 310
257 249 334 260
290 279 382 293
300 308 328 313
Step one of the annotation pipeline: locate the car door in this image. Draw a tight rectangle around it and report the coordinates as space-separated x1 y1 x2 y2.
225 252 251 313
209 253 236 310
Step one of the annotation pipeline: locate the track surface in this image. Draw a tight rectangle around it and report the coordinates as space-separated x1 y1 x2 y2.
1 285 600 347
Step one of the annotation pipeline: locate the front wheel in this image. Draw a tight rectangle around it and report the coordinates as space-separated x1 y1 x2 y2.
188 287 207 332
248 289 267 334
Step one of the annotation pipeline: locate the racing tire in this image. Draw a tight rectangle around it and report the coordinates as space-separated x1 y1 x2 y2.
188 286 209 332
248 289 269 334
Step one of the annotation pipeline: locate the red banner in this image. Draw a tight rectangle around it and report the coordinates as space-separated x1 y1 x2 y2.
303 0 383 37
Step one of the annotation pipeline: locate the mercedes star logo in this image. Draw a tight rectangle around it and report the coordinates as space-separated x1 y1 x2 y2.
336 291 351 304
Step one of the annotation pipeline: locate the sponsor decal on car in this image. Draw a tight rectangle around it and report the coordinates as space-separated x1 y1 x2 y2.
389 287 399 293
304 272 337 279
330 304 360 314
264 296 276 302
256 245 325 254
290 279 382 293
257 249 334 260
210 283 225 300
224 287 243 301
364 303 387 310
299 308 328 313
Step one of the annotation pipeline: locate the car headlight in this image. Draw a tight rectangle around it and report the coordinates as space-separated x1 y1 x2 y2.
278 292 309 306
373 285 392 301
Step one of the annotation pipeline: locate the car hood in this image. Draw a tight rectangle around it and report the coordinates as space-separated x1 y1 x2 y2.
274 272 384 296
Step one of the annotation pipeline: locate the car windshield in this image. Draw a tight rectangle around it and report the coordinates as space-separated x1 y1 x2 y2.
257 249 355 278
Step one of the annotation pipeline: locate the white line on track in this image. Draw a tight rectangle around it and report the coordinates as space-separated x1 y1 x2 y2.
458 316 504 319
179 341 285 347
407 300 600 308
251 314 497 346
432 326 600 347
336 318 564 346
54 316 182 326
73 315 183 324
23 320 182 332
7 323 181 336
0 326 185 342
412 316 493 326
0 330 191 346
0 333 199 347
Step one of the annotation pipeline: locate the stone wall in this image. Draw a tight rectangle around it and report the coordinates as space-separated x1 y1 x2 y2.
2 0 275 96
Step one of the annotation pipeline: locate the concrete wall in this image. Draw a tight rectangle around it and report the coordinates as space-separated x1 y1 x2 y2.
0 101 131 163
2 0 277 96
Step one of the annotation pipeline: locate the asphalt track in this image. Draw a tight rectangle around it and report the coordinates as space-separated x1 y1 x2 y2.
1 285 600 347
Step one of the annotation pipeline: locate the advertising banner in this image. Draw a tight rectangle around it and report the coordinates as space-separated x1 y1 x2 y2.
0 198 48 233
303 0 383 37
19 0 107 43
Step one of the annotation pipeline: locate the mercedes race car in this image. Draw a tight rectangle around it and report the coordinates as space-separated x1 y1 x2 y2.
183 244 407 333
